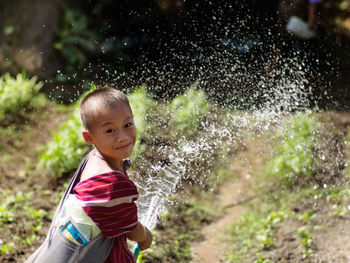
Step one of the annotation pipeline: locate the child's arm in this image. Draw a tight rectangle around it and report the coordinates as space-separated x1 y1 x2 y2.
126 221 153 250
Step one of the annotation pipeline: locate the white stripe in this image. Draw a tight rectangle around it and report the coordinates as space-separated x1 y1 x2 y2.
80 194 139 207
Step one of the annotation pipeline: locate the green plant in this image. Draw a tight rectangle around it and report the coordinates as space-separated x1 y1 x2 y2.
141 197 215 263
54 8 98 75
0 72 43 121
296 210 317 224
258 210 290 250
0 190 48 253
168 84 210 138
25 207 47 233
0 207 14 225
330 204 348 217
0 242 14 255
297 226 313 258
38 104 90 177
228 199 291 262
0 191 33 225
128 85 155 161
265 113 320 186
255 255 272 263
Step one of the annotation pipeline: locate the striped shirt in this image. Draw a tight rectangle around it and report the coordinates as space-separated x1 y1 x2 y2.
73 171 139 263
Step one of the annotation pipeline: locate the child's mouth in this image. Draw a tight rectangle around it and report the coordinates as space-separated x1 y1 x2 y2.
115 142 132 150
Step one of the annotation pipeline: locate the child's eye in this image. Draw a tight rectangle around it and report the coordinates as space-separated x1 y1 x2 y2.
106 129 115 133
125 123 133 128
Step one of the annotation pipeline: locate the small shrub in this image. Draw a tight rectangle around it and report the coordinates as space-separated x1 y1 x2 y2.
0 72 43 121
265 113 320 186
297 226 313 258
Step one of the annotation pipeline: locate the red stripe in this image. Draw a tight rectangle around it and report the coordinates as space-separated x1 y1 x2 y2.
73 171 138 262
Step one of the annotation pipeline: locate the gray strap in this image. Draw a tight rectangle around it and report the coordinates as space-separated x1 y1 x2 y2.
50 151 92 229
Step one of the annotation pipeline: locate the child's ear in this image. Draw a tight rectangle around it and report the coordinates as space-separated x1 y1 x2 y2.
82 130 94 145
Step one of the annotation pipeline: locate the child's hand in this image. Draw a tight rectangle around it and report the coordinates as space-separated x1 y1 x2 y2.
126 222 153 250
138 226 152 251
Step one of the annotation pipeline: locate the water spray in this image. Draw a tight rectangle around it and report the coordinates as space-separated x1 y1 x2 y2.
132 148 187 260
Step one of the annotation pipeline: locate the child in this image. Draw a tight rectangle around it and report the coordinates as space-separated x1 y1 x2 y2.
26 87 152 263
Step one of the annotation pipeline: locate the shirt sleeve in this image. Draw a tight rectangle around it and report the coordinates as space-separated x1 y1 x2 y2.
73 172 139 238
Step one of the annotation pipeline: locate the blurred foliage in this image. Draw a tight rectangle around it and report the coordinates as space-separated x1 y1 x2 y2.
0 73 43 122
54 7 99 76
37 104 90 178
168 83 210 138
264 113 320 186
128 85 155 161
53 0 163 78
323 0 350 10
37 86 95 177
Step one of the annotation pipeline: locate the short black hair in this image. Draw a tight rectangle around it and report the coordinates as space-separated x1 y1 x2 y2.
80 87 131 130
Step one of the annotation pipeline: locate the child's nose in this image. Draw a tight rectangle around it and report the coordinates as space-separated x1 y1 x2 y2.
117 130 129 141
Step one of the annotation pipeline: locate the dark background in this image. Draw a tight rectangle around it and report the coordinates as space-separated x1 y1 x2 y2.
0 0 349 108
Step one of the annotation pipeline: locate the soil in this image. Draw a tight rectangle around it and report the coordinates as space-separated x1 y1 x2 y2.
263 204 350 263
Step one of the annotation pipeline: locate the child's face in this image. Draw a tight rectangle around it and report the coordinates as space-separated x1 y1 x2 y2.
83 102 136 161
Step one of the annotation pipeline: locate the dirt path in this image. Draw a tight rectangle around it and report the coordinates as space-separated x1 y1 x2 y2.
191 112 350 263
191 139 264 262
